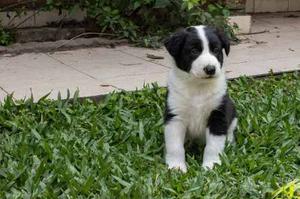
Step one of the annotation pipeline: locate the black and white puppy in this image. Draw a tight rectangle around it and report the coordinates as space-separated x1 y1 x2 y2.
164 25 237 172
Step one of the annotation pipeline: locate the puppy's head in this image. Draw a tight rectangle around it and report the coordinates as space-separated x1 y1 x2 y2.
164 25 230 79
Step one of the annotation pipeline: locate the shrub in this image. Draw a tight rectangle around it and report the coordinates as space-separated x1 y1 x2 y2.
82 0 236 47
1 0 237 47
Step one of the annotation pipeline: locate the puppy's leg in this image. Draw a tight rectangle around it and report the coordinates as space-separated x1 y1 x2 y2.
227 118 238 144
202 128 226 169
164 120 187 172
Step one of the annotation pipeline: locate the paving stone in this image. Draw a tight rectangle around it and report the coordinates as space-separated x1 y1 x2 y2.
226 55 300 79
252 13 300 32
0 53 114 100
48 48 169 82
114 46 172 68
103 71 168 91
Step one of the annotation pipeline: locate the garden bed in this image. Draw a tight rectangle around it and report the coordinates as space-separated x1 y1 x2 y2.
0 72 299 198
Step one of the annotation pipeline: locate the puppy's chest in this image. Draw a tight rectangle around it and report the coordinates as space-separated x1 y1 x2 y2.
181 94 220 137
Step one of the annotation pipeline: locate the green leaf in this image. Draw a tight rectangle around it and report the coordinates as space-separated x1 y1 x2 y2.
154 0 171 8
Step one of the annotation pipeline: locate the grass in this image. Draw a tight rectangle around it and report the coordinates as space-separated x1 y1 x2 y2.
0 72 300 198
272 179 300 199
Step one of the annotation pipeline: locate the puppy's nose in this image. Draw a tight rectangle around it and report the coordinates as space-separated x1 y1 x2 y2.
203 65 216 75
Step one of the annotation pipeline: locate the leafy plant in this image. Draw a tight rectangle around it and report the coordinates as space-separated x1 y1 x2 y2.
0 26 12 46
84 0 238 47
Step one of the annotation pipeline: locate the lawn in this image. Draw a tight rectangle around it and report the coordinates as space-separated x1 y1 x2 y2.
0 72 299 198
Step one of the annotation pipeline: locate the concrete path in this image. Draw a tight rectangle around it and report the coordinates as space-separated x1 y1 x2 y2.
0 12 300 101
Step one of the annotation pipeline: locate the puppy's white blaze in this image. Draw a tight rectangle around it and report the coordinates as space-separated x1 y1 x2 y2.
164 120 187 172
196 26 209 53
202 129 226 169
190 26 221 78
227 118 238 143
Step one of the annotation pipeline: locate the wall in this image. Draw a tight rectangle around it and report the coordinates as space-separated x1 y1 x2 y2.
246 0 300 13
0 9 85 28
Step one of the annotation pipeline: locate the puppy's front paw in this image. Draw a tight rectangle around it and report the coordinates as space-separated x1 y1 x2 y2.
202 158 221 170
167 160 187 173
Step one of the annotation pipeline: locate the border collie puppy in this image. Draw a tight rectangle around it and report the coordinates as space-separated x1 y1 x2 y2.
164 25 237 172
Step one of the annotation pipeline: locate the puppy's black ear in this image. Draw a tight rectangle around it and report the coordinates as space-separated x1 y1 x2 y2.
216 29 230 56
164 30 187 57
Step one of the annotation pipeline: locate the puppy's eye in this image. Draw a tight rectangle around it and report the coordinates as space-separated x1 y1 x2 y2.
191 48 200 55
213 47 220 53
